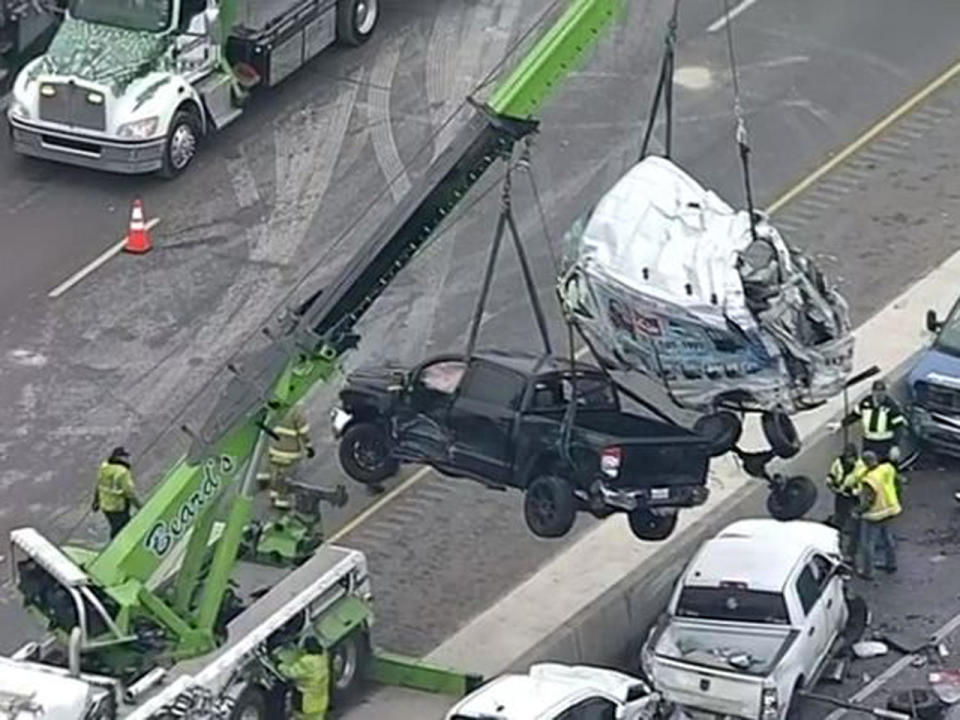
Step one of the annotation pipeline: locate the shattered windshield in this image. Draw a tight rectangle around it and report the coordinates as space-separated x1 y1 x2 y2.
70 0 171 32
935 302 960 357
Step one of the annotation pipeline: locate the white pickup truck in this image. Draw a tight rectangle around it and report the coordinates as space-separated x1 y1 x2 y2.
446 664 662 720
641 519 850 720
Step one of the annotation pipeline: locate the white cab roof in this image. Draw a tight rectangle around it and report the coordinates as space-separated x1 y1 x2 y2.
447 664 647 720
0 657 91 720
682 519 840 593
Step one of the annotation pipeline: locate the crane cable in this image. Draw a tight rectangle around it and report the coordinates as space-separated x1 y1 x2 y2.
719 0 760 243
638 0 680 161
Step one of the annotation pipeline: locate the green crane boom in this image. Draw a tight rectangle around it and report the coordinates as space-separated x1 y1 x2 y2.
28 0 626 663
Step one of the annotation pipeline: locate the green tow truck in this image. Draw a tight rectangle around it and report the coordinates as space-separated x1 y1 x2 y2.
0 1 626 718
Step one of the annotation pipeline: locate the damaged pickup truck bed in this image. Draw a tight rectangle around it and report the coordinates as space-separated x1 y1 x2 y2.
331 350 715 541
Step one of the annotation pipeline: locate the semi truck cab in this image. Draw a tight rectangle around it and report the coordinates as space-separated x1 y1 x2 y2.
908 299 960 457
6 0 376 176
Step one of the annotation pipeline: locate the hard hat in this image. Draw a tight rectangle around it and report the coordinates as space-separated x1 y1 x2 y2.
110 446 130 459
872 379 886 392
888 445 901 462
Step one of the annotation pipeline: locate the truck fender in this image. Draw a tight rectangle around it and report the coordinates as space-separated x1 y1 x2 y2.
520 451 567 489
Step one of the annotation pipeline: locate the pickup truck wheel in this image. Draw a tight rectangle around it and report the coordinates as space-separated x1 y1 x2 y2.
762 410 801 459
524 476 576 538
229 684 267 720
694 411 742 457
160 109 199 179
337 0 379 46
330 629 370 704
785 680 804 720
627 509 678 541
767 475 817 520
338 422 398 484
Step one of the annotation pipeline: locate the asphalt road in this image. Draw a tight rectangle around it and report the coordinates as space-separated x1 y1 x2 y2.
2 0 960 658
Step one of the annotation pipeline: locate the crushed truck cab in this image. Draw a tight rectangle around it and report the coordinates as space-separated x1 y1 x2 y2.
6 0 378 176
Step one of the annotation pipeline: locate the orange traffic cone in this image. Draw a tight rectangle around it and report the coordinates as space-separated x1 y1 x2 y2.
124 199 152 254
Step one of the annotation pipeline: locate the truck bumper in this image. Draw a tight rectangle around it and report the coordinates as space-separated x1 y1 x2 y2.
330 407 353 439
594 480 710 512
8 117 165 174
912 406 960 457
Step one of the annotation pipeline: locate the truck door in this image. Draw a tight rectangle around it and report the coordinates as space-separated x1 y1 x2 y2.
175 0 216 77
394 358 465 462
793 555 833 676
447 360 525 485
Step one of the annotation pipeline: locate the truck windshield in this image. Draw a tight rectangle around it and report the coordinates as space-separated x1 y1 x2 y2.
935 302 960 357
70 0 171 32
675 586 789 625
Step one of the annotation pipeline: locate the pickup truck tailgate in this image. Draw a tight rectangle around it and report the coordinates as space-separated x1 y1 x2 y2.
652 658 762 718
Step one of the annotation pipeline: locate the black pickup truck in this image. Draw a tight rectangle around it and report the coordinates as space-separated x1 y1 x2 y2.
331 350 726 541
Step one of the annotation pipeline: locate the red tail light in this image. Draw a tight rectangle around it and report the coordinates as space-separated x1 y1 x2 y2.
600 446 622 478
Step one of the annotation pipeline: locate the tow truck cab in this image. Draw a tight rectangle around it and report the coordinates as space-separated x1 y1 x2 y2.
908 299 960 456
6 0 377 176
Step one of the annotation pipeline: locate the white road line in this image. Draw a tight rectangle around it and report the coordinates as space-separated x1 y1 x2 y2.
225 149 261 209
706 0 759 33
48 217 160 299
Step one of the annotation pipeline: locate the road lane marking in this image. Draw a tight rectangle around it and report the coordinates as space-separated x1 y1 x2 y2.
768 54 960 214
706 0 759 33
48 217 160 298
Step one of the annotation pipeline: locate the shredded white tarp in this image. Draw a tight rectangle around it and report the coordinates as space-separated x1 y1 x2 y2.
558 156 853 413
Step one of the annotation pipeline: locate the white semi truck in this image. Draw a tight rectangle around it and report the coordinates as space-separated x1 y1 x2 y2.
5 0 377 176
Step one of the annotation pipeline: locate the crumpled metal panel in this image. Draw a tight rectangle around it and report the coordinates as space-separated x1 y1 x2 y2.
558 157 853 414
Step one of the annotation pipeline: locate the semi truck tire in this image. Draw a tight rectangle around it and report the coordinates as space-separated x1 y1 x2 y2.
627 508 678 541
524 475 576 538
330 629 371 704
229 684 268 720
337 0 378 46
762 410 801 459
338 422 398 484
160 108 200 179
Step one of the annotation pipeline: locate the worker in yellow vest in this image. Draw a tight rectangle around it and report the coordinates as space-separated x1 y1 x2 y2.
276 636 329 720
855 450 902 580
854 380 905 461
91 447 143 539
825 443 866 560
265 402 315 510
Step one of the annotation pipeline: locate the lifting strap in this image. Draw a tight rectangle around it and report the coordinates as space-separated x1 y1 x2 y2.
464 148 553 363
719 0 759 244
638 0 680 161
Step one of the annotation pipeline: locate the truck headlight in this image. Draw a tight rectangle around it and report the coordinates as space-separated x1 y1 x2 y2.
8 100 31 120
117 116 159 139
760 687 779 720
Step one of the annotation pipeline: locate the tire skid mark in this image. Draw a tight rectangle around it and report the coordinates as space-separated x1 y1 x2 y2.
124 80 361 415
369 39 411 203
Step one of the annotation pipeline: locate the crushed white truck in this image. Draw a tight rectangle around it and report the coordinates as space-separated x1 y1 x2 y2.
5 0 377 176
641 519 850 720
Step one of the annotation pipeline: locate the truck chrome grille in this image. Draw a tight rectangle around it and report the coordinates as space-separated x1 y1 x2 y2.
38 81 106 131
916 381 960 414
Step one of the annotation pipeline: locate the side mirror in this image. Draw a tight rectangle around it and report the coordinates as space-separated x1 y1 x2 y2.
926 309 942 333
835 562 853 580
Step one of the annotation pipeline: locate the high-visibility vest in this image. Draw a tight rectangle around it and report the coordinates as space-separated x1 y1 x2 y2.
861 465 902 522
278 649 329 716
859 396 904 441
96 461 135 513
827 458 866 497
269 405 312 466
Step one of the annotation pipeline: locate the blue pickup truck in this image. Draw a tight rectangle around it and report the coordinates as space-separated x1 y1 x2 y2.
907 300 960 456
